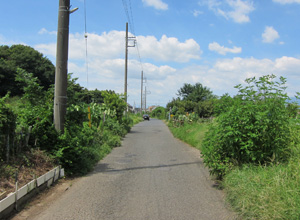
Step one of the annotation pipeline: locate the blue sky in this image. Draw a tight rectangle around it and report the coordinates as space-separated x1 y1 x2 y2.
1 0 300 107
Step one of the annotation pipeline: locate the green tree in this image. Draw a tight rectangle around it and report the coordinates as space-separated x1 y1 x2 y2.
151 106 166 119
177 83 215 102
0 44 55 96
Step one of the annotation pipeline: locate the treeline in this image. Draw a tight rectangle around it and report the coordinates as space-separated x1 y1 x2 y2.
0 44 139 176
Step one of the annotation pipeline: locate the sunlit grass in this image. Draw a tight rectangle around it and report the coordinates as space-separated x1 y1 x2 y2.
224 145 300 220
168 122 208 151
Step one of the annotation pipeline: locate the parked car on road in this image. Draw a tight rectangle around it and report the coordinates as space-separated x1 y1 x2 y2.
143 114 150 120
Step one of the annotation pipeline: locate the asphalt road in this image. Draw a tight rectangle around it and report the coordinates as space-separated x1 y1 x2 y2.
24 119 235 220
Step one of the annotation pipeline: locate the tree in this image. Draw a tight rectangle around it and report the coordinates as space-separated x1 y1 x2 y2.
167 83 216 118
0 45 55 96
177 83 215 102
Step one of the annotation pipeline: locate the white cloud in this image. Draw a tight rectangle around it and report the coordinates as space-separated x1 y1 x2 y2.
137 35 202 62
0 34 27 46
273 0 300 4
35 30 201 63
38 28 57 35
205 56 300 95
33 30 300 107
262 26 280 43
201 0 255 23
142 0 168 10
208 42 242 55
274 56 300 75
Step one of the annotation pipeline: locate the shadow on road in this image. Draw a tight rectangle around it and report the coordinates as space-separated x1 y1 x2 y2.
91 161 202 174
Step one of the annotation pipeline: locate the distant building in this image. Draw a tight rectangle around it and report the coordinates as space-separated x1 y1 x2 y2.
147 105 158 112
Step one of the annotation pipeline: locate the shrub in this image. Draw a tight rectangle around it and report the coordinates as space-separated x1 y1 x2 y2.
201 75 293 178
0 94 16 161
151 106 166 119
54 123 101 175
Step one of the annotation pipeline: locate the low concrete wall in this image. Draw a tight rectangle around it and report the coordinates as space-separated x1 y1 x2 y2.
0 166 64 219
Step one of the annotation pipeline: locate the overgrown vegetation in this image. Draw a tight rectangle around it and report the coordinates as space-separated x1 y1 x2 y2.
167 75 300 219
150 106 166 120
167 82 217 119
168 122 208 151
202 75 293 178
0 45 141 198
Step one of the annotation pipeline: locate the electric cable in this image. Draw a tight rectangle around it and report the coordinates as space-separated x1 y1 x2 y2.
84 0 89 96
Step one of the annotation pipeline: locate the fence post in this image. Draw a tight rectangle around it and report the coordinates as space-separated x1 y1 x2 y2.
6 134 10 163
15 171 19 211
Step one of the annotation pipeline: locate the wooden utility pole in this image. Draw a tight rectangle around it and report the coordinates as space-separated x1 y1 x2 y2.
54 0 77 132
124 22 128 105
141 71 143 114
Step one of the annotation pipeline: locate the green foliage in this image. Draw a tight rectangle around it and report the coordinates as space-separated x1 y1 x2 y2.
0 44 55 96
54 123 101 175
12 69 58 152
168 121 209 150
0 45 137 178
286 102 299 118
66 74 104 105
15 68 44 105
224 160 300 219
177 83 216 102
102 90 126 123
214 93 234 116
167 83 216 118
201 75 292 178
151 106 166 119
0 94 17 160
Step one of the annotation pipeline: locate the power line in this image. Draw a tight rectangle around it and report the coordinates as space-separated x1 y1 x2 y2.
128 0 135 35
122 0 134 35
121 0 144 72
84 0 89 91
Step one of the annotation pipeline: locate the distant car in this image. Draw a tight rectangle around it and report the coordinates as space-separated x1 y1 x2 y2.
143 114 150 120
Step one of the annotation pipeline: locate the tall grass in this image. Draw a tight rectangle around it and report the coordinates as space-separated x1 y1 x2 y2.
168 122 208 151
224 158 300 219
224 121 300 219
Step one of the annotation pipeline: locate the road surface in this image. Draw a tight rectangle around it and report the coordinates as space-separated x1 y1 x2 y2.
13 119 235 220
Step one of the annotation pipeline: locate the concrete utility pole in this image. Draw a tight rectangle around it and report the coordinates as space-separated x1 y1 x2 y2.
144 86 151 112
145 86 147 112
124 22 136 109
53 0 78 132
141 71 143 114
124 22 128 105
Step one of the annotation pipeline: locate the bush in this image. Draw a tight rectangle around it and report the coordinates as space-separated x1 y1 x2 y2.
151 106 166 119
201 75 293 178
54 123 101 175
0 94 16 161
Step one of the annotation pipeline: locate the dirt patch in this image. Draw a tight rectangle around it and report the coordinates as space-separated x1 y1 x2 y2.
0 149 55 201
9 178 76 220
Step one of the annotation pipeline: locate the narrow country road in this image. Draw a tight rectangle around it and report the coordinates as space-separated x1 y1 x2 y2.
14 119 235 220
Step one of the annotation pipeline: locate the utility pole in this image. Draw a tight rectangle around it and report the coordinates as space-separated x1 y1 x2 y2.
144 86 151 112
145 86 147 112
141 71 143 114
124 22 128 105
124 22 136 109
53 0 78 132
